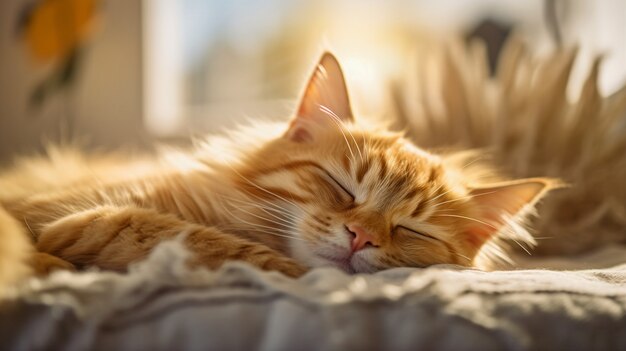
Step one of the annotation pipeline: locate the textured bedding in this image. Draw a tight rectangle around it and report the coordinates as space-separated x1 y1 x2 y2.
2 240 625 351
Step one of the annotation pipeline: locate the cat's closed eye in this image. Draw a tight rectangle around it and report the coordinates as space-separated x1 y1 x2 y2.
319 170 354 203
396 226 440 242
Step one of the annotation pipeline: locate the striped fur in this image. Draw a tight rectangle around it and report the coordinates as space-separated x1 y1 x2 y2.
0 53 557 289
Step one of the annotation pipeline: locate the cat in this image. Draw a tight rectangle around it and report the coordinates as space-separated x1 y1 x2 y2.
0 52 558 291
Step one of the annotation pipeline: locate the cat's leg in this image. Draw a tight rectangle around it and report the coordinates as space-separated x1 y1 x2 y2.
29 252 76 275
35 206 308 277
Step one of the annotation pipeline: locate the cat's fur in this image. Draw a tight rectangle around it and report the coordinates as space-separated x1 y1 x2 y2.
0 53 557 292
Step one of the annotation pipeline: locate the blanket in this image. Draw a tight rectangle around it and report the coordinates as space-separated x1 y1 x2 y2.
1 240 625 351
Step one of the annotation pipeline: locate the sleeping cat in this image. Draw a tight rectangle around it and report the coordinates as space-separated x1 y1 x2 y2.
0 53 557 288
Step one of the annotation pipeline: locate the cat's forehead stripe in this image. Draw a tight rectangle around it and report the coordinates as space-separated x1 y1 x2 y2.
341 153 350 173
428 165 443 182
356 158 370 183
255 144 445 219
404 188 418 200
378 155 388 179
411 201 426 218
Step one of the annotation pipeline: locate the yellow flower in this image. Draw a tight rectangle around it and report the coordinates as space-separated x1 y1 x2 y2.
21 0 99 63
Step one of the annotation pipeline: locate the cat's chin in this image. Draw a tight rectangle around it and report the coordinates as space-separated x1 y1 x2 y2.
315 254 357 274
297 249 357 273
313 252 381 274
290 240 373 274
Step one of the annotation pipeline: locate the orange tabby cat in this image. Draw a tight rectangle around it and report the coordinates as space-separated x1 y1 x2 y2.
0 53 557 290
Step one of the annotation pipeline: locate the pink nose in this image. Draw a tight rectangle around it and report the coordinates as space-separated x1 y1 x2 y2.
346 224 379 252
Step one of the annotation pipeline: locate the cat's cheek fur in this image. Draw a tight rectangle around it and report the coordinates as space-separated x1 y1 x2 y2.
289 237 326 268
350 252 379 273
288 217 358 272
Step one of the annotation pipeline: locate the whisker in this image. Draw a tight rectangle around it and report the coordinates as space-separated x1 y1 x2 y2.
216 197 305 241
318 105 357 162
236 183 314 220
460 156 484 170
319 105 364 163
228 201 296 230
431 188 453 202
217 194 299 224
452 251 472 263
216 199 285 230
511 238 532 255
220 221 300 236
431 214 498 230
222 161 314 217
423 182 448 205
433 196 472 207
23 217 36 241
235 190 303 222
492 234 533 256
423 188 455 211
426 208 456 217
223 225 304 242
430 190 498 210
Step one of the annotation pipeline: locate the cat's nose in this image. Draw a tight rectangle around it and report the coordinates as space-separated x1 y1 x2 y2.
346 224 380 252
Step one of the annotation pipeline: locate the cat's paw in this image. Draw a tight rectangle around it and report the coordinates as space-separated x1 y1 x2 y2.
30 252 76 276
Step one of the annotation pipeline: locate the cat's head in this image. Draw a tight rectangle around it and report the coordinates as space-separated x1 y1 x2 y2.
236 53 557 273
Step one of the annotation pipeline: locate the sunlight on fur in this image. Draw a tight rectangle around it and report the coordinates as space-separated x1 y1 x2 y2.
0 51 559 290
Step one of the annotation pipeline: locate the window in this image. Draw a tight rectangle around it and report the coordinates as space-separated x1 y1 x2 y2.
142 0 625 136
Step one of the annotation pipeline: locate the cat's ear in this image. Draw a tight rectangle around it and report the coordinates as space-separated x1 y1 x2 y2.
463 178 558 248
285 52 354 142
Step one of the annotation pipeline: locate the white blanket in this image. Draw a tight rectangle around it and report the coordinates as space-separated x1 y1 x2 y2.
1 240 626 351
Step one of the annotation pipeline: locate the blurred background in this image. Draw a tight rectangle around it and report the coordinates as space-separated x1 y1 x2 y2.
0 0 625 164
